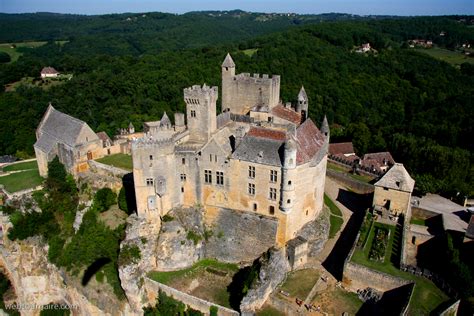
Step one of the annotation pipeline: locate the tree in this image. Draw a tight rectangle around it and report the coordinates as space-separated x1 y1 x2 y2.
118 187 128 214
93 188 116 213
46 156 68 191
0 52 10 64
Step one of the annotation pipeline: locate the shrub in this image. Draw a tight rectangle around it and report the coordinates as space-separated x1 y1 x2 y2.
93 188 116 212
210 305 218 316
186 230 202 245
119 244 141 266
118 187 128 213
162 214 174 222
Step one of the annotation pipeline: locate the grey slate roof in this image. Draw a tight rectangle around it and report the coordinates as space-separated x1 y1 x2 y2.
375 163 415 192
232 136 283 167
34 104 97 153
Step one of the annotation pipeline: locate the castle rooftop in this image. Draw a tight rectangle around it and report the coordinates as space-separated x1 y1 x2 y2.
375 163 415 192
271 104 302 125
222 53 235 68
295 119 326 164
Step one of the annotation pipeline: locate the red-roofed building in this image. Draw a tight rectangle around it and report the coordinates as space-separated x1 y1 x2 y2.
247 126 286 141
360 152 395 173
329 142 355 157
271 104 302 125
40 67 59 78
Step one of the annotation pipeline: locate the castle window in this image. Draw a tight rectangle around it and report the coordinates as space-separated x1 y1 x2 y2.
288 180 292 186
182 158 186 165
248 166 255 179
269 206 275 215
269 188 277 200
146 178 154 187
149 155 153 160
270 170 278 183
248 183 255 196
268 117 273 123
287 199 291 204
253 203 257 211
180 174 186 181
191 110 196 118
216 171 224 186
205 170 212 184
181 187 184 193
210 154 212 162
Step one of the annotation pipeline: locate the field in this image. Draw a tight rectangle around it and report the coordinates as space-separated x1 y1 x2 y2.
0 41 68 63
240 48 258 57
327 162 374 183
0 169 42 192
148 259 239 308
351 221 449 314
279 268 320 299
96 154 133 171
414 47 474 66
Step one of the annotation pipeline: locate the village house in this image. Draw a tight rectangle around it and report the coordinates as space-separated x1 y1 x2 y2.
40 67 59 78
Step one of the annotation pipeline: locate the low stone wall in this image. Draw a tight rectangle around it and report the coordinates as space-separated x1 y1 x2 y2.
326 170 374 194
344 262 410 292
144 278 238 316
88 160 128 178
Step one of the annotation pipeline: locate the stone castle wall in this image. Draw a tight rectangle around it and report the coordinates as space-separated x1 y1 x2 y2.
344 262 410 292
144 278 239 316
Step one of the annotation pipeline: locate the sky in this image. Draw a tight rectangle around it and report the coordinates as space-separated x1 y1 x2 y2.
0 0 473 16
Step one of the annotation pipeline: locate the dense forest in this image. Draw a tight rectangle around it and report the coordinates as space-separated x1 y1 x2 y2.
0 12 473 197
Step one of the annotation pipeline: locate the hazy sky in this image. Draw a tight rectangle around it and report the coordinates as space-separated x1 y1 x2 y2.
1 0 473 16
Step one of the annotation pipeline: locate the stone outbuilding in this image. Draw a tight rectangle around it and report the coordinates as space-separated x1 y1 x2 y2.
286 236 308 270
372 163 415 218
34 104 104 177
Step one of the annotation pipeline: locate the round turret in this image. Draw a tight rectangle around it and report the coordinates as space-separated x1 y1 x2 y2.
284 138 297 169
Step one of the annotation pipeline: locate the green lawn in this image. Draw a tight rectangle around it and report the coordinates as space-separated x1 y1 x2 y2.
329 215 344 239
0 169 43 192
327 162 374 183
324 194 342 216
280 268 319 299
241 48 258 57
410 218 427 226
148 259 239 285
2 160 38 172
96 154 133 171
327 162 350 173
351 222 449 314
0 41 68 63
414 47 474 66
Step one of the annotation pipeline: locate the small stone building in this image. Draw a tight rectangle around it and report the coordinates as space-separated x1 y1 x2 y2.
286 236 308 270
373 163 415 218
34 104 104 177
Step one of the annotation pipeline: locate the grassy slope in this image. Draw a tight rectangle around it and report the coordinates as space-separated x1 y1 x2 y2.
2 160 38 172
414 47 474 66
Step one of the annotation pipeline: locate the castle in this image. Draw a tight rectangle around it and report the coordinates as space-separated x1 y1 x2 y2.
132 54 329 245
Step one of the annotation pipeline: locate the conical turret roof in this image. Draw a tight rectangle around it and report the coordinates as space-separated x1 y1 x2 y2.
222 53 235 68
298 86 308 100
160 112 171 126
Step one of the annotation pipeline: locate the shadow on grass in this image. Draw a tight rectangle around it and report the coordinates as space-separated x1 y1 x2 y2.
322 189 371 280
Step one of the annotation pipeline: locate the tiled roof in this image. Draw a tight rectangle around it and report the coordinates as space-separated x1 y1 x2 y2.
271 105 301 125
97 131 111 143
375 163 415 192
247 127 286 141
329 142 355 155
362 152 395 165
41 67 59 75
295 119 325 164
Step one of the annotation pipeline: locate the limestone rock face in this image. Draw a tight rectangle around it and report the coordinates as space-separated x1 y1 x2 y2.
298 205 330 257
240 248 291 313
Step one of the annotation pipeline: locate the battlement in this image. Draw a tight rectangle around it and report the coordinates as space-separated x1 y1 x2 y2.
234 73 280 84
184 84 218 101
132 136 175 150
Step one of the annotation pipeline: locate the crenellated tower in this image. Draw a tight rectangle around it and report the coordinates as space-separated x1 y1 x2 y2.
184 84 218 143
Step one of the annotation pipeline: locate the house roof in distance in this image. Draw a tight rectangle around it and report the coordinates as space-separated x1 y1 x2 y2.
97 131 112 144
375 163 415 192
329 142 355 156
41 66 59 75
